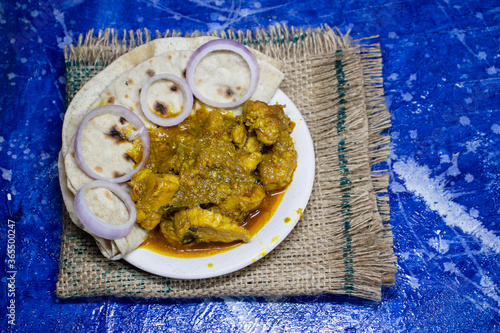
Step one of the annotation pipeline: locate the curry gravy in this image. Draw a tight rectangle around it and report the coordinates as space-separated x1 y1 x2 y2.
139 188 286 258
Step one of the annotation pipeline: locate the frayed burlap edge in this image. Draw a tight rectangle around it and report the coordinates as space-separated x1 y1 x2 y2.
58 24 395 301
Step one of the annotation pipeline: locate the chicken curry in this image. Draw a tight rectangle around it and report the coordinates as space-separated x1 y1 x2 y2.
127 100 297 257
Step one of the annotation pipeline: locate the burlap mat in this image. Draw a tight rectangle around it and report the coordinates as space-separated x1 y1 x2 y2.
57 24 396 301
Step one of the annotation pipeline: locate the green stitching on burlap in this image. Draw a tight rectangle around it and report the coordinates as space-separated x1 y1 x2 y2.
335 50 354 295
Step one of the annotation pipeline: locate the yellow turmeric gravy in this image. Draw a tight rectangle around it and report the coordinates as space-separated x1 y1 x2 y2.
140 188 286 258
129 101 297 258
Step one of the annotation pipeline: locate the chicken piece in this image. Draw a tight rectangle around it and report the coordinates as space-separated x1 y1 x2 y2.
258 135 297 191
215 184 266 220
161 207 251 244
243 100 292 145
238 151 262 172
231 123 247 148
243 132 263 154
129 169 180 230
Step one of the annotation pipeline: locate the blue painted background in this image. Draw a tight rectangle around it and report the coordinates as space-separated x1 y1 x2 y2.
1 0 500 331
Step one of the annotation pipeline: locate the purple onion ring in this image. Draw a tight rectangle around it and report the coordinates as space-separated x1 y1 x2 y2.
74 180 137 240
74 105 150 183
139 73 194 127
186 39 259 109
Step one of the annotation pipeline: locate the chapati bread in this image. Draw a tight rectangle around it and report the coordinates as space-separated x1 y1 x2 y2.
59 36 285 259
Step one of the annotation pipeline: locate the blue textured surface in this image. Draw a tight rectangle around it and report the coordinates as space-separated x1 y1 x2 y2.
1 0 500 332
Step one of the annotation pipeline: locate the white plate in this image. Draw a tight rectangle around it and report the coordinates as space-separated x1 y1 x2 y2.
123 90 315 279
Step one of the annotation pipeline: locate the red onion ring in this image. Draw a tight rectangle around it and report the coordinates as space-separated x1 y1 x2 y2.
140 73 194 127
74 105 150 183
186 39 260 109
74 180 137 240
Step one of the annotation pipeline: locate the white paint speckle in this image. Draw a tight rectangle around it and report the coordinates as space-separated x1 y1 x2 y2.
429 236 450 254
459 116 471 126
401 92 413 102
465 139 481 153
465 173 474 183
451 29 465 42
31 10 39 17
480 275 500 307
393 158 500 253
388 73 399 81
0 167 12 181
409 130 418 139
465 97 472 104
137 16 144 23
439 152 451 164
477 51 487 60
443 262 459 274
54 9 74 49
491 124 500 134
407 275 420 290
446 153 460 177
470 208 479 218
388 32 398 39
7 73 16 80
7 193 12 201
486 66 498 75
390 180 407 193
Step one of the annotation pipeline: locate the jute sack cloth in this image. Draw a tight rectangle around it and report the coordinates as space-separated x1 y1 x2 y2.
57 24 396 301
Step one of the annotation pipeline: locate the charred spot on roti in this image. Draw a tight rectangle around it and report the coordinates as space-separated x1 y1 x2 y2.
182 69 187 78
124 153 136 163
113 171 126 178
170 84 179 92
138 88 142 94
154 101 168 115
125 94 129 99
107 96 116 104
94 166 103 173
106 92 112 96
168 55 172 60
127 78 135 85
147 69 156 77
71 152 75 158
119 117 128 125
217 87 235 99
236 86 242 90
149 60 153 64
106 125 128 144
104 189 113 201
